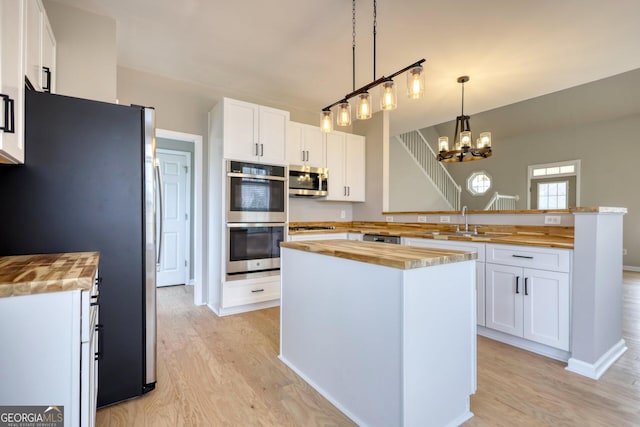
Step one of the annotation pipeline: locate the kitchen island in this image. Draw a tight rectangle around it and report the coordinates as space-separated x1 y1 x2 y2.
279 239 477 427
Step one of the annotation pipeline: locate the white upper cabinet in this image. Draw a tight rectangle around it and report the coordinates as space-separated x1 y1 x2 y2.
222 98 289 165
325 130 365 202
287 121 325 168
0 0 26 163
25 0 55 93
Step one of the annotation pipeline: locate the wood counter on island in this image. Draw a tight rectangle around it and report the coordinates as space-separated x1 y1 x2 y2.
279 240 478 427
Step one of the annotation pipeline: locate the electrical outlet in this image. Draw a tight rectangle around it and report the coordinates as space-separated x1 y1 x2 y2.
623 248 628 256
440 216 451 223
386 216 394 222
340 210 346 219
418 216 427 223
544 215 561 225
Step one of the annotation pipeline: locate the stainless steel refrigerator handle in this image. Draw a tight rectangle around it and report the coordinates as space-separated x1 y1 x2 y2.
155 161 164 268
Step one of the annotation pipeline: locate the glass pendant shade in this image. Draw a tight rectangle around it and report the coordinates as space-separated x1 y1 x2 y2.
320 110 333 133
407 65 425 99
357 92 372 120
438 136 449 152
336 101 351 126
380 80 397 110
478 132 491 148
459 131 472 148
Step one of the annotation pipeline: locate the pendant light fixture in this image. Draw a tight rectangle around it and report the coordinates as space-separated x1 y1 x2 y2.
321 0 426 132
437 76 492 162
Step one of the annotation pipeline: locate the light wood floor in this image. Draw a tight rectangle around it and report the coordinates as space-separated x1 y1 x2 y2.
97 272 640 426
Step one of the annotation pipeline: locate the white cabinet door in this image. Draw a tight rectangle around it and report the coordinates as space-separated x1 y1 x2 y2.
303 124 324 168
325 131 347 201
42 16 56 93
223 98 259 162
287 121 304 164
345 133 365 202
258 105 288 165
25 0 43 91
485 263 523 337
0 0 25 164
523 268 570 351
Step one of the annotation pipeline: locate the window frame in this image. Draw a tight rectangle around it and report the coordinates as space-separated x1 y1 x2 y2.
467 170 492 196
527 159 580 209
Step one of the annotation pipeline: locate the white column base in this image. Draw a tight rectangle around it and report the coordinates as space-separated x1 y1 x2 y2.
566 339 627 379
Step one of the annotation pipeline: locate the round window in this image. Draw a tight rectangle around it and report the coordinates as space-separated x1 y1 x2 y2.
467 171 492 195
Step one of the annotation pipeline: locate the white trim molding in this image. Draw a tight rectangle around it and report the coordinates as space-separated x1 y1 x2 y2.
623 265 640 272
156 128 205 306
566 339 627 380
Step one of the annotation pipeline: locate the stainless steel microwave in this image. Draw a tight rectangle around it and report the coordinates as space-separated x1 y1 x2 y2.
288 165 328 198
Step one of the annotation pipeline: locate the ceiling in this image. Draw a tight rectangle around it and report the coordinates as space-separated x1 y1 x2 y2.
52 0 640 135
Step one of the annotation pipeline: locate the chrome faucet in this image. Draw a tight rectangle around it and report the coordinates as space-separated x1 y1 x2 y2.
461 205 469 232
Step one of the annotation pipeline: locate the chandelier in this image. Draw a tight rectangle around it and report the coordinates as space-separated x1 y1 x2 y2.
437 76 492 162
320 0 426 132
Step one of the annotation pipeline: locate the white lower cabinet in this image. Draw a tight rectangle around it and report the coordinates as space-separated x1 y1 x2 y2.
0 280 99 427
222 276 280 308
403 237 485 326
485 243 570 351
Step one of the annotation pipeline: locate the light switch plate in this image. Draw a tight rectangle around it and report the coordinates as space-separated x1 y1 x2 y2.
440 216 451 223
544 215 561 225
386 216 394 222
340 210 346 219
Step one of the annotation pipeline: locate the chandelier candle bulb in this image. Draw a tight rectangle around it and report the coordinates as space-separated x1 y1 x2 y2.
321 110 333 133
407 65 425 99
337 101 352 126
460 131 472 148
479 132 491 148
438 136 449 152
380 80 397 110
357 92 372 120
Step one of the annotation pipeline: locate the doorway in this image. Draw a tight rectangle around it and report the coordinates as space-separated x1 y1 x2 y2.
155 129 205 305
157 149 191 287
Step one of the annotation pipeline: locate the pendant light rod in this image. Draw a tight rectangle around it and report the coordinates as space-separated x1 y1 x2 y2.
373 0 377 81
352 0 356 92
322 58 426 111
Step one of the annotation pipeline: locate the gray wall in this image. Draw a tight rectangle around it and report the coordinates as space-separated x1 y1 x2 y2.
44 0 117 102
390 69 640 266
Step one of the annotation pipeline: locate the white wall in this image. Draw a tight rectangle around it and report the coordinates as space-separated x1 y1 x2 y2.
43 0 117 103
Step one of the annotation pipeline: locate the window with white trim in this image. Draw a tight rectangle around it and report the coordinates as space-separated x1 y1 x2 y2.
528 160 580 209
467 171 492 195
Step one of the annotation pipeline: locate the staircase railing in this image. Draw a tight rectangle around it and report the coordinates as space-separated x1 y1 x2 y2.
484 192 519 210
396 130 461 210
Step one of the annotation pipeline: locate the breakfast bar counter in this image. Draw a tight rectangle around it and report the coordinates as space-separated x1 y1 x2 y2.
279 239 477 427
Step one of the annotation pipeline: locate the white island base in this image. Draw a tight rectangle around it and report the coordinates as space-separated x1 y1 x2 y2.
279 245 476 427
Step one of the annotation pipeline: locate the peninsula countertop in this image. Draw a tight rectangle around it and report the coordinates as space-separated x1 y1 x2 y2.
280 239 477 270
0 252 100 298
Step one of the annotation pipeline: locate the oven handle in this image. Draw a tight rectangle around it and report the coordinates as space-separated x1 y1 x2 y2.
227 223 287 228
226 172 287 181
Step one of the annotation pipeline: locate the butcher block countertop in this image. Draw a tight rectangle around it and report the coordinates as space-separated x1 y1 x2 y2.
281 239 477 270
289 221 575 249
0 252 100 298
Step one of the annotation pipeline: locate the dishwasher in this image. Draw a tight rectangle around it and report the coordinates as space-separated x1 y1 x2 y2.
362 234 401 244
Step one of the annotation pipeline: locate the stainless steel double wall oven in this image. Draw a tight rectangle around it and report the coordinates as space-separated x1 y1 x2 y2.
226 160 286 280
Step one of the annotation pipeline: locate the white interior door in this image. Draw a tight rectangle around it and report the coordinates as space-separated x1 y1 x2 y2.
157 149 191 287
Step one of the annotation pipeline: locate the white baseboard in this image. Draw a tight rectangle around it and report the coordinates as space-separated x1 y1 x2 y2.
623 265 640 272
446 407 474 427
187 279 196 286
206 303 220 316
477 327 570 362
566 339 627 380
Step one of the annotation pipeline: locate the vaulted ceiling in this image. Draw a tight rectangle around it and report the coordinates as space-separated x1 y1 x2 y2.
52 0 640 134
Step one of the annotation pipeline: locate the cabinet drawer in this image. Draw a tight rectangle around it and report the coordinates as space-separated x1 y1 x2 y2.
486 244 571 272
223 278 280 308
403 237 486 261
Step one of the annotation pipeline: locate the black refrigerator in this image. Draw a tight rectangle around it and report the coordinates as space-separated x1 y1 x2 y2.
0 90 158 407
